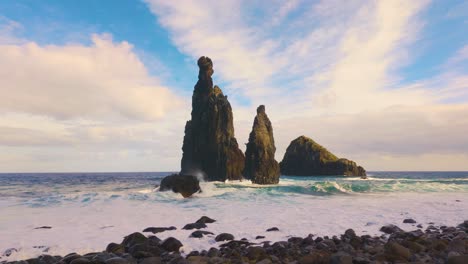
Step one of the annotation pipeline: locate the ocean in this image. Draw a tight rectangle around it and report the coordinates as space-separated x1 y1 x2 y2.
1 172 467 261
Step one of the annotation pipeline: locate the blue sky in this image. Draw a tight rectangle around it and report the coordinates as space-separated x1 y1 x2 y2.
0 0 467 172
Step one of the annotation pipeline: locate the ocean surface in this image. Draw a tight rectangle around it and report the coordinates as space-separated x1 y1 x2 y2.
1 171 467 261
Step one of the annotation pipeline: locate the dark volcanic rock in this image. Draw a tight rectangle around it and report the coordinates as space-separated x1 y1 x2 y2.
403 218 417 224
121 232 147 249
195 216 216 224
380 224 403 234
279 136 366 177
266 227 279 232
180 56 245 181
160 237 183 252
243 105 280 184
190 230 214 238
159 174 200 198
34 226 52 229
142 226 176 234
105 243 125 254
182 223 207 230
215 233 235 242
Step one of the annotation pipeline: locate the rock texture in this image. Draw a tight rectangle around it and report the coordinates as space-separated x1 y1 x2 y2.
280 136 366 177
181 56 245 181
243 105 280 184
159 174 201 198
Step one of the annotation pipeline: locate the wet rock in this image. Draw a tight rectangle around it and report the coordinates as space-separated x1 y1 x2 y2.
180 56 245 181
343 229 357 239
121 233 147 249
128 243 161 258
104 257 129 264
384 242 410 262
62 253 82 264
266 227 279 232
330 252 352 264
182 223 207 230
215 233 234 242
246 247 268 261
160 237 183 252
142 227 176 234
190 231 214 238
403 218 417 224
380 224 403 234
280 136 366 177
159 174 201 198
147 236 162 245
447 255 468 264
69 258 90 264
243 105 280 184
220 240 252 248
139 257 161 264
195 216 216 224
186 256 210 264
91 252 116 263
298 250 331 264
106 243 125 254
287 237 303 244
206 248 219 258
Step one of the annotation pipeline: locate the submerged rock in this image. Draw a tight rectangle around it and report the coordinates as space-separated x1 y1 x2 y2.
142 226 176 234
159 174 201 198
180 56 245 181
243 105 280 184
279 136 366 177
195 216 216 224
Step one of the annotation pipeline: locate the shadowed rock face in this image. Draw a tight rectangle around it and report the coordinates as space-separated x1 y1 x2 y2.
181 56 245 181
243 105 280 184
159 174 201 198
280 136 366 177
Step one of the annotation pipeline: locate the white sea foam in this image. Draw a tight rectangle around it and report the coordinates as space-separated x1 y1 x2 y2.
1 182 467 261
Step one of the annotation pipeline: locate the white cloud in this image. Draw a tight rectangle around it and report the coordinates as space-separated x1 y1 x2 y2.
0 34 181 121
0 28 188 172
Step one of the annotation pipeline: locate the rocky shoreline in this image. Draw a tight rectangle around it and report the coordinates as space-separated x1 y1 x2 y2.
3 218 467 264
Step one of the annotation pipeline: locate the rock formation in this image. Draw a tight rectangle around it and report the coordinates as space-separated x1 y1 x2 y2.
280 136 366 177
180 56 245 181
159 174 201 198
243 105 280 184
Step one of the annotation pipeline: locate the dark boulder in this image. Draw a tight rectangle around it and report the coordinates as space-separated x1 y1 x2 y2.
105 243 125 254
159 174 200 198
403 218 417 224
182 223 207 230
160 237 183 252
380 224 403 234
266 227 279 232
190 230 214 238
180 56 245 182
121 232 147 249
215 233 235 242
142 226 176 234
279 136 366 177
195 216 216 224
243 105 280 184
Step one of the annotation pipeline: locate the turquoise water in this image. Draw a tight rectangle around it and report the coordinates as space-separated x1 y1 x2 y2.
0 171 467 206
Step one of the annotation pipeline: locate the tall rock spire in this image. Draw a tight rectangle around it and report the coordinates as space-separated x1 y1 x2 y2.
181 56 245 181
243 105 280 184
